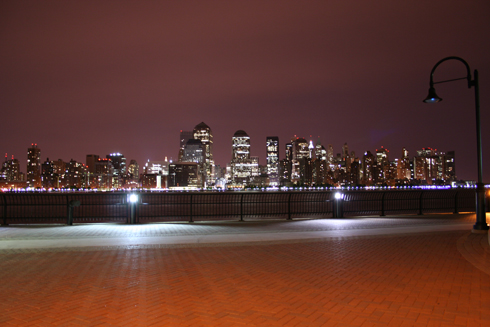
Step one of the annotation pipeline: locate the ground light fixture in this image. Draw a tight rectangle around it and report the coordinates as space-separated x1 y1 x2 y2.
423 56 487 232
129 193 139 203
128 193 139 224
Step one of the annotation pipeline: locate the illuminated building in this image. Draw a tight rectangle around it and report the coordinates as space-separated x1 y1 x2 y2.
231 130 253 185
27 143 41 188
1 155 22 182
291 137 309 184
266 136 279 186
443 151 456 181
315 138 327 161
128 160 140 186
41 158 65 189
292 137 309 160
141 174 167 189
193 122 214 185
141 159 170 189
144 160 169 175
65 159 88 189
413 147 452 185
362 151 374 185
397 147 411 181
89 158 114 190
374 146 389 184
106 153 126 189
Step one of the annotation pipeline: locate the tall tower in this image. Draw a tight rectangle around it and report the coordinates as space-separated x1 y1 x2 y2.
231 130 251 185
27 143 41 188
308 140 314 159
193 122 214 185
266 136 279 186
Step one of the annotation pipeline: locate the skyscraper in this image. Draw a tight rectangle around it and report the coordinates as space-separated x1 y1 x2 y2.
27 143 41 188
291 137 309 184
266 136 279 186
193 122 214 185
231 130 252 185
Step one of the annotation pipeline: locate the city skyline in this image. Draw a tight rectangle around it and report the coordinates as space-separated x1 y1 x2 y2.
1 130 459 190
1 1 489 182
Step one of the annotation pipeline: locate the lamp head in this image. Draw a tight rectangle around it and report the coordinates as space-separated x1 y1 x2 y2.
423 86 442 103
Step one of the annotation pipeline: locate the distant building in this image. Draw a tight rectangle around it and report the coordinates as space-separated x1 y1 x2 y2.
413 147 454 184
193 122 214 185
143 160 169 175
168 162 202 188
396 148 411 181
107 153 126 175
106 153 126 189
27 144 41 188
89 158 114 190
1 155 22 182
231 130 253 185
128 159 140 187
266 136 279 186
41 158 64 189
291 137 309 184
362 151 375 185
443 151 456 181
182 139 205 164
178 130 194 161
65 159 88 189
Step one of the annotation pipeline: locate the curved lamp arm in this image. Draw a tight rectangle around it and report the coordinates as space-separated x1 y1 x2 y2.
429 56 473 88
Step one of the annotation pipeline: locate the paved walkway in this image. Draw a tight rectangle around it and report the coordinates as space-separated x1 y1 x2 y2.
0 214 489 326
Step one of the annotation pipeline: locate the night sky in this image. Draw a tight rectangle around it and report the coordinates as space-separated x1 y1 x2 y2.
1 1 490 182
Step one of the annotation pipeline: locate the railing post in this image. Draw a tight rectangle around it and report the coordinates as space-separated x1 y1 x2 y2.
380 192 386 216
287 193 292 220
67 197 80 226
2 194 7 226
66 195 72 226
454 191 459 214
418 191 424 215
240 193 244 222
189 194 193 223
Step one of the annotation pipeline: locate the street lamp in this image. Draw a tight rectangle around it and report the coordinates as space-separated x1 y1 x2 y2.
423 56 488 232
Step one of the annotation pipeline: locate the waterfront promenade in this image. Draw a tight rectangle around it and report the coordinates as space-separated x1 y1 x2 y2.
0 214 489 326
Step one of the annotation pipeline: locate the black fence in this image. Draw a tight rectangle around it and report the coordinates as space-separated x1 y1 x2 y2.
0 189 483 225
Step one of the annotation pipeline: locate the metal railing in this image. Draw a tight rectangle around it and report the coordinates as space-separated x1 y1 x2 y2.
0 189 483 225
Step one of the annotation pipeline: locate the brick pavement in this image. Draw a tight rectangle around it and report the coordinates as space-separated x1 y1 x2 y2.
0 215 489 326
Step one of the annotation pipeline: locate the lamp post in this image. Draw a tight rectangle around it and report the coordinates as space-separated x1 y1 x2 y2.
423 56 488 232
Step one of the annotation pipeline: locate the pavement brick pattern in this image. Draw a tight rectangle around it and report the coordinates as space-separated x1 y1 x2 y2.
1 229 489 326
